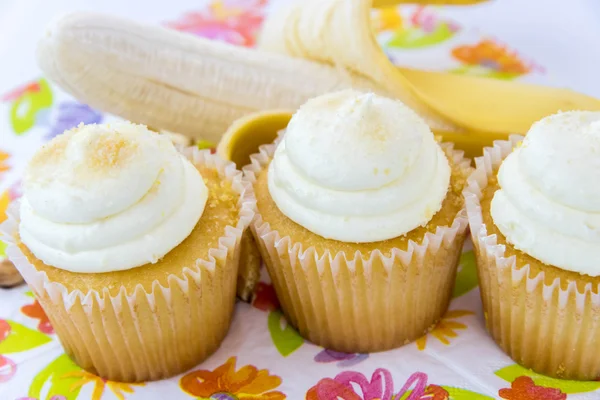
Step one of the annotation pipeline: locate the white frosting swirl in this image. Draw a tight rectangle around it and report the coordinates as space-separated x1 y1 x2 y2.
491 111 600 276
268 90 451 243
19 122 207 273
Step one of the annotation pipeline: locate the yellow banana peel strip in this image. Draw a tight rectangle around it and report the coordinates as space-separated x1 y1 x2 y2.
217 110 293 168
399 67 600 135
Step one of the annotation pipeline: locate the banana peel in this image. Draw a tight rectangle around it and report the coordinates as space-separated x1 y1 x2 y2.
217 110 293 168
216 111 287 165
400 67 600 136
379 2 600 135
260 0 600 140
431 128 507 159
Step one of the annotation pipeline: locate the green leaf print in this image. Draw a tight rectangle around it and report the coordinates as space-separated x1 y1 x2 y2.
452 251 479 298
0 320 51 354
10 78 53 135
451 65 521 80
29 354 83 400
386 23 456 49
396 387 493 400
445 387 495 399
268 310 304 357
495 364 600 394
0 240 6 258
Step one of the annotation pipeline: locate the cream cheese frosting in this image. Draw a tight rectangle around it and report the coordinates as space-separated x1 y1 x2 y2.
268 90 451 243
19 122 207 273
491 111 600 276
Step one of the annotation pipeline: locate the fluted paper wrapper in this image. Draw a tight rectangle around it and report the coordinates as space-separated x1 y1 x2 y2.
244 141 470 353
0 148 255 383
464 136 600 380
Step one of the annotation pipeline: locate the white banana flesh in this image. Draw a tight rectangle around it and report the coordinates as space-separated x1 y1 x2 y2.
258 0 459 131
37 12 388 142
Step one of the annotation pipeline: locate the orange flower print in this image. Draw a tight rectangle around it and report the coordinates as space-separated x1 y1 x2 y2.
180 357 286 400
0 190 10 224
0 151 9 175
371 7 403 32
1 187 15 258
425 384 451 400
1 80 43 102
499 376 566 400
452 39 533 78
416 309 473 350
21 300 54 335
62 370 144 400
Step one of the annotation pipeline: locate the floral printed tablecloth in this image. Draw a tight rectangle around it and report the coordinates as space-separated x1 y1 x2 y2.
1 1 599 399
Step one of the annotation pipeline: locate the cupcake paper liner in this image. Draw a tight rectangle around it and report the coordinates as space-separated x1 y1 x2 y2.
464 136 600 380
0 148 256 382
244 140 471 353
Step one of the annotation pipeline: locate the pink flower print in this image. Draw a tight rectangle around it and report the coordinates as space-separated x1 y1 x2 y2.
306 370 446 400
410 7 459 34
0 320 16 383
0 355 16 382
307 369 394 400
306 377 363 400
1 81 42 102
395 372 429 400
8 180 22 200
336 369 395 400
17 397 66 400
166 0 268 47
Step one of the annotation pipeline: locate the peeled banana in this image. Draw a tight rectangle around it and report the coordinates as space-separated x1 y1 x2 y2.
37 12 388 143
258 0 458 131
38 3 600 156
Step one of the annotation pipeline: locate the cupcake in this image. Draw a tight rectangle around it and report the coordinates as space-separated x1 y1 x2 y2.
244 90 471 352
152 125 260 302
0 122 254 382
464 111 600 380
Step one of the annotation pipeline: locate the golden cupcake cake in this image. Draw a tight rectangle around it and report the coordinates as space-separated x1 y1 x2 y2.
0 122 254 382
465 111 600 380
244 90 471 353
